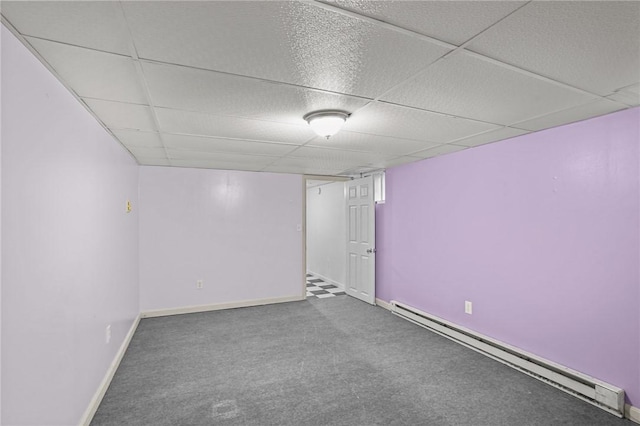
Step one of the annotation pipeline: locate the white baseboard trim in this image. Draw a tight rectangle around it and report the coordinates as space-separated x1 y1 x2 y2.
141 295 304 318
375 298 393 311
306 270 345 290
79 314 141 426
626 403 640 423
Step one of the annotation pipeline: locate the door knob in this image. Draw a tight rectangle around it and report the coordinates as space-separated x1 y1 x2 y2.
366 248 376 254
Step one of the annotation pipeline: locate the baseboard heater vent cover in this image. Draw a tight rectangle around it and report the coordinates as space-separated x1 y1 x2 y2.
390 300 625 418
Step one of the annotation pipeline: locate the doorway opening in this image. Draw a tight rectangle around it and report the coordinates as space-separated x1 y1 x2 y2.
303 173 385 304
304 176 349 299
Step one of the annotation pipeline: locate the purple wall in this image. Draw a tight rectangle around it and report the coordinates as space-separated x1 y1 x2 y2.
139 166 303 312
1 26 140 425
376 107 640 405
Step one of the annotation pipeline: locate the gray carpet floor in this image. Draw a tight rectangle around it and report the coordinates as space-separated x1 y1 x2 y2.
92 297 632 425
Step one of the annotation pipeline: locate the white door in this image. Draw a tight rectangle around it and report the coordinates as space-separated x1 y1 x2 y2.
346 176 375 304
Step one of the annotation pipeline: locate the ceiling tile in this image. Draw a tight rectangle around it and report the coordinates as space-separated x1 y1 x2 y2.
127 147 167 160
138 158 170 167
163 134 297 157
344 102 499 142
287 146 390 165
411 144 467 159
367 155 423 170
466 1 640 96
142 61 370 125
167 150 277 165
1 1 131 55
452 127 529 148
112 130 164 149
307 130 438 156
122 1 450 98
263 157 346 176
84 99 156 131
606 84 640 107
26 37 147 104
512 99 628 132
327 1 526 45
169 159 265 172
381 52 596 125
155 108 316 145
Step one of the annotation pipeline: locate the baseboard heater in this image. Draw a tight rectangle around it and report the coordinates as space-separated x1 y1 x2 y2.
390 300 625 418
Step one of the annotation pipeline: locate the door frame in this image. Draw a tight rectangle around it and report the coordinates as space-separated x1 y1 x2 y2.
301 175 350 299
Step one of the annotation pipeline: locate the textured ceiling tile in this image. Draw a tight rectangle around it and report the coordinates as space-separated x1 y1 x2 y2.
138 158 170 167
263 157 348 176
141 61 369 124
2 1 131 55
512 99 628 132
127 147 167 160
467 1 640 96
26 38 147 104
287 146 389 164
307 130 438 156
410 144 467 159
84 99 156 131
328 1 526 45
381 52 596 125
155 108 315 145
123 1 450 98
112 130 164 149
169 159 265 172
367 155 424 170
163 134 297 157
166 150 277 166
451 127 529 148
344 102 498 142
606 85 640 107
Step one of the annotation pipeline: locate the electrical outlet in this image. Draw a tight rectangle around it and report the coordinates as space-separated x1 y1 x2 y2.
465 301 473 315
196 280 203 289
106 325 111 344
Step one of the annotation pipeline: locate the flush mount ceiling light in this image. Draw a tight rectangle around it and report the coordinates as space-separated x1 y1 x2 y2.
304 110 349 139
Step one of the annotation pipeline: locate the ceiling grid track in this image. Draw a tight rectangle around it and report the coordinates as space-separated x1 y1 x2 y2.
115 1 171 165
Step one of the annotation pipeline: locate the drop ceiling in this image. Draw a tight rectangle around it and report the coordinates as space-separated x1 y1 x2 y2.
2 1 638 176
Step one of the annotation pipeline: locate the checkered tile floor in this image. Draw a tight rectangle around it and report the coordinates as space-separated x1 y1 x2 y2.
306 274 347 299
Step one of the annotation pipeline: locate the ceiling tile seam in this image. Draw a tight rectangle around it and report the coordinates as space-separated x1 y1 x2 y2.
9 33 133 59
292 142 429 157
403 143 451 157
115 0 171 160
434 1 532 64
164 149 282 161
445 1 533 55
151 105 312 129
259 136 320 171
310 0 614 107
505 100 631 130
443 127 528 145
0 16 140 165
120 128 307 148
138 58 375 102
462 49 608 100
309 0 458 50
311 129 441 145
163 146 301 157
82 96 150 108
375 99 507 128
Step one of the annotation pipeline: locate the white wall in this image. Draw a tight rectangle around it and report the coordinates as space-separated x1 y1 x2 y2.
1 26 140 425
139 166 304 312
306 181 346 287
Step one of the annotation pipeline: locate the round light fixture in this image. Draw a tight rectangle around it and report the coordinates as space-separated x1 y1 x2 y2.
304 110 349 139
